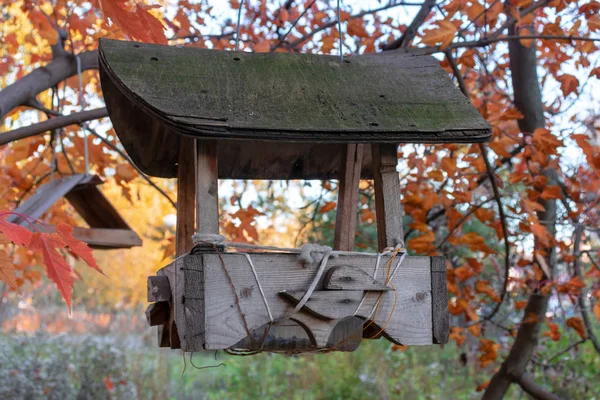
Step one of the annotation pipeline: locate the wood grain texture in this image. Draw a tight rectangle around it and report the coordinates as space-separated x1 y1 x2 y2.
176 136 196 256
431 256 449 344
334 144 363 251
195 140 219 236
182 253 204 352
372 144 405 251
147 275 171 302
188 252 433 349
279 290 373 320
323 265 390 291
99 39 492 179
32 226 141 249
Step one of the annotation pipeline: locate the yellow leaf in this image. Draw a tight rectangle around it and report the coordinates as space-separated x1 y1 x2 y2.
421 20 457 49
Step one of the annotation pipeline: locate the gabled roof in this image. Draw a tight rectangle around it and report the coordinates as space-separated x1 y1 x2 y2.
99 39 491 179
7 174 142 249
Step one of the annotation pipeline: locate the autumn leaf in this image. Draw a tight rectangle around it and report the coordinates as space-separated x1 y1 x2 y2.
421 20 458 49
28 10 58 45
556 74 579 97
0 249 19 291
0 214 33 247
56 223 104 275
566 317 586 339
478 338 499 367
476 380 491 392
254 40 271 53
475 280 500 302
29 232 74 312
449 327 466 346
519 27 533 47
593 302 600 321
540 185 561 200
532 128 563 156
319 201 336 213
514 300 528 310
544 322 561 341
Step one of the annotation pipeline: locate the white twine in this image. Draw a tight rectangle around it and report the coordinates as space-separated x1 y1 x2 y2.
243 253 273 322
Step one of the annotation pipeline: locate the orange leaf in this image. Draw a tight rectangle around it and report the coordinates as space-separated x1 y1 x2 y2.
540 185 561 200
593 302 600 321
319 201 336 213
254 40 271 53
450 326 466 346
0 214 33 247
56 223 103 275
29 233 74 312
421 20 458 49
478 338 499 367
135 5 168 45
0 249 19 291
532 128 563 156
544 322 561 341
515 300 528 310
519 27 533 47
556 74 579 97
28 10 58 45
475 280 500 302
476 380 490 392
566 317 586 339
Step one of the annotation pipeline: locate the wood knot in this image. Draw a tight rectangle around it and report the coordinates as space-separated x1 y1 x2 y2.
240 286 255 298
415 292 426 302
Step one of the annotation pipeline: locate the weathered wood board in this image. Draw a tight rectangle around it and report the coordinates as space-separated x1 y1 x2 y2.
99 39 492 179
151 252 448 352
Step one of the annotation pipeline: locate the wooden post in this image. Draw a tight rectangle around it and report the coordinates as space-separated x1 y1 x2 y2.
371 143 404 251
176 136 196 256
331 143 364 351
334 144 364 251
195 140 219 236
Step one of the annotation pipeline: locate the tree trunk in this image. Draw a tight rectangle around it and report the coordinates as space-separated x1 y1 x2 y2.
483 24 561 400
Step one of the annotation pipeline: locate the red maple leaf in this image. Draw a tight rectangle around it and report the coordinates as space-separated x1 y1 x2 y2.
0 213 33 246
29 232 74 312
56 223 104 275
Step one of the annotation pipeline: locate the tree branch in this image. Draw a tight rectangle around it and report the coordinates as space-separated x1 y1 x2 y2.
0 108 108 147
0 50 98 119
381 0 436 50
516 374 563 400
83 126 176 209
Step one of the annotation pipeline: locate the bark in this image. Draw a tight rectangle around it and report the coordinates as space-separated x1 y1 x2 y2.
0 108 108 147
0 50 98 119
483 24 561 400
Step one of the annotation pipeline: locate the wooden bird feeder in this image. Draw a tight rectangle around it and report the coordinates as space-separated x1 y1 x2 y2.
8 174 142 249
98 39 491 353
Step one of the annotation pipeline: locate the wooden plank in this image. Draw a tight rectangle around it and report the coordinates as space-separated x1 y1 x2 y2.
98 39 492 179
65 183 133 230
372 143 404 251
334 144 363 251
145 302 169 326
279 290 372 320
182 253 204 352
147 276 171 302
6 175 88 225
176 136 196 256
431 256 449 344
195 140 219 236
323 265 391 291
28 225 141 249
188 252 433 349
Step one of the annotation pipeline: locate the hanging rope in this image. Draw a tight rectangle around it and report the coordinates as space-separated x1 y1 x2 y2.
337 0 344 61
235 0 245 51
76 55 89 175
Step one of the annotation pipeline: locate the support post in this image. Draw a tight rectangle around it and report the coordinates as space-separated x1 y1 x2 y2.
371 143 404 251
176 136 196 256
195 140 220 237
331 143 365 351
334 144 364 251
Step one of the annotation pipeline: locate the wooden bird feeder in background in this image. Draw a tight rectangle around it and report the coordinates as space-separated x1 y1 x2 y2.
8 174 142 249
99 39 491 353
